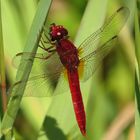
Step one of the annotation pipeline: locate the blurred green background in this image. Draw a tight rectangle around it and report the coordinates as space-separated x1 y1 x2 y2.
0 0 135 140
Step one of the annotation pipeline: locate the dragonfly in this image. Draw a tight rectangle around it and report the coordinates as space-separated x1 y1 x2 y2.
11 7 129 136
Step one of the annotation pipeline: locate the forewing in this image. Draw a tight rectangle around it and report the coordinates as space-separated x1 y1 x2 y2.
78 7 129 59
77 7 129 82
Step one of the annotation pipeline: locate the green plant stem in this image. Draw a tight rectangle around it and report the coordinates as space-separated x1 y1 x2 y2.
0 0 7 113
1 0 52 138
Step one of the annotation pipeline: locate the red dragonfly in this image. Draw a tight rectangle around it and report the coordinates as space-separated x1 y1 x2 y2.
12 7 129 136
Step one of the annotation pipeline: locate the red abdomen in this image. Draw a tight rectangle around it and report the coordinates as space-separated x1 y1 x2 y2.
56 39 86 135
67 69 86 136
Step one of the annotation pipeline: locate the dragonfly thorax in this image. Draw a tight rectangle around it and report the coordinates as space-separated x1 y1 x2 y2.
49 23 68 41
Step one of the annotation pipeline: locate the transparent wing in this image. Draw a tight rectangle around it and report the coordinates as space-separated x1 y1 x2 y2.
77 7 129 81
12 51 64 76
78 7 129 59
78 36 117 81
10 52 69 97
9 70 69 97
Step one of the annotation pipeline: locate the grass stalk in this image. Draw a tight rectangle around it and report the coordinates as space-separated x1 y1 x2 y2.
1 0 52 139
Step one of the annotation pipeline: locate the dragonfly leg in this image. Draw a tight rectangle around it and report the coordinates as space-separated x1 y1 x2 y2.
46 49 56 53
42 30 55 45
39 33 56 52
34 51 56 60
42 25 51 42
39 44 56 53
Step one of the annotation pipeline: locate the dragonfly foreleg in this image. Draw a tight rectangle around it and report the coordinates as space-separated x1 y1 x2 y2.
42 25 53 43
41 31 55 45
39 44 56 53
39 33 56 52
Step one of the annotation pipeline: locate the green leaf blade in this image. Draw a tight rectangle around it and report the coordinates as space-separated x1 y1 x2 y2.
1 0 52 137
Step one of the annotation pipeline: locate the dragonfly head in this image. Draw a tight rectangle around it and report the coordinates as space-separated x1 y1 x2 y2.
49 23 68 41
